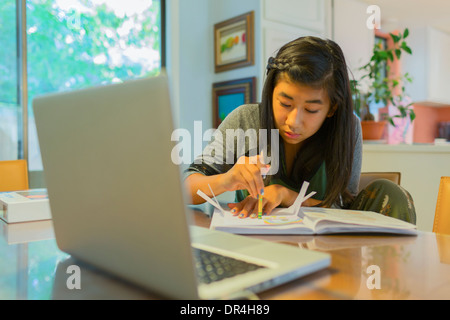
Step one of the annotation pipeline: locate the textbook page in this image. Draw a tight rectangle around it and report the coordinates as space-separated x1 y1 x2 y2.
302 207 417 235
210 207 417 235
210 208 314 235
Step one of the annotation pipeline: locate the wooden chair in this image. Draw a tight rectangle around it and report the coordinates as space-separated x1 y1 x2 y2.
0 160 29 192
433 177 450 235
358 172 401 192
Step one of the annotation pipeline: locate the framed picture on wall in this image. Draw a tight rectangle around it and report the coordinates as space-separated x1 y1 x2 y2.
214 11 255 73
212 77 256 128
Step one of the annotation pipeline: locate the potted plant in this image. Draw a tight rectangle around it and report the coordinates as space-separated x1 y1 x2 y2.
351 79 386 140
354 28 415 141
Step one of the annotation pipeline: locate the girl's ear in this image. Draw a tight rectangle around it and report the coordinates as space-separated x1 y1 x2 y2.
327 104 338 118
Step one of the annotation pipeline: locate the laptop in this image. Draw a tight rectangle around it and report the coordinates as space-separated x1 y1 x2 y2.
33 74 330 299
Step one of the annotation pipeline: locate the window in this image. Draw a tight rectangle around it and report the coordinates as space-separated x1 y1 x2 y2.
0 0 20 161
0 0 165 174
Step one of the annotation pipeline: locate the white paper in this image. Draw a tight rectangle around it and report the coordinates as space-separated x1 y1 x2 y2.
281 181 317 216
197 180 316 218
196 189 225 215
211 208 303 228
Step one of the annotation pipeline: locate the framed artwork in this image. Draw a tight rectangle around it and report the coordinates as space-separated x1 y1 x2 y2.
214 11 255 73
212 77 256 128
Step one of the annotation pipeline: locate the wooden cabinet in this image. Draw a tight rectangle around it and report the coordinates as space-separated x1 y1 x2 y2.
264 0 329 33
261 0 331 94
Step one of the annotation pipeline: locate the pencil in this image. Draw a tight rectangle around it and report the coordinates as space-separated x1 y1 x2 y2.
258 189 263 219
258 167 267 219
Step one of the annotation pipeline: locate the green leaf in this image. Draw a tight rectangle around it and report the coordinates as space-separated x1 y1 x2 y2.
387 51 395 61
378 51 388 60
400 41 412 54
404 45 412 55
390 33 400 43
389 118 396 126
404 73 413 82
395 49 402 59
399 107 407 117
403 28 409 39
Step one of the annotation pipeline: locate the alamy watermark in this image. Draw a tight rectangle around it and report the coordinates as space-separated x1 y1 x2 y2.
67 9 81 31
366 5 381 30
171 121 280 175
366 265 381 290
66 265 81 290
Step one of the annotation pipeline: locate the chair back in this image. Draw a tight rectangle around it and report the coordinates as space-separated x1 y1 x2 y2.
359 172 401 192
433 177 450 235
0 160 29 192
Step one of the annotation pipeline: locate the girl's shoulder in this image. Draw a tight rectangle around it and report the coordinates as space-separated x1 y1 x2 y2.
218 104 261 131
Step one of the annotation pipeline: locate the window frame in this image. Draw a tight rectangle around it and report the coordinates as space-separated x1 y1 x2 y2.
13 0 166 185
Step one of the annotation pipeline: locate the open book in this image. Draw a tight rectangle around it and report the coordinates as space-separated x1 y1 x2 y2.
210 207 417 235
199 182 417 236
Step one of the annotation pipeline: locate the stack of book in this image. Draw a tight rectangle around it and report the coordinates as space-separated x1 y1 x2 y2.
0 188 51 223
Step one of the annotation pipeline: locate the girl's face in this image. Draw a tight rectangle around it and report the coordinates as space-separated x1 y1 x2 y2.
272 75 333 147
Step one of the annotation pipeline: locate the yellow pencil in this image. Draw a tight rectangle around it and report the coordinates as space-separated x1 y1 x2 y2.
258 189 263 219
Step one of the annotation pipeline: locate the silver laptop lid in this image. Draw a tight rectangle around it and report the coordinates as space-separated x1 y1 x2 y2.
33 75 199 299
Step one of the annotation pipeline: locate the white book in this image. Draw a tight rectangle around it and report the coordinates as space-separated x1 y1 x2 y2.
200 181 416 236
1 219 55 244
210 207 417 236
0 188 52 223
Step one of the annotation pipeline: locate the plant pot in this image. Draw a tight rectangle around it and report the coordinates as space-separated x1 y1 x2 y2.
361 121 386 140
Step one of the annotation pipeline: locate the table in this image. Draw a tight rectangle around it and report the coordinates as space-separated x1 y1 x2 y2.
1 208 450 300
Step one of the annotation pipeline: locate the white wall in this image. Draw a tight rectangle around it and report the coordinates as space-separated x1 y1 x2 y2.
177 0 211 144
167 0 211 132
167 0 262 168
401 26 428 104
166 0 262 203
333 0 374 81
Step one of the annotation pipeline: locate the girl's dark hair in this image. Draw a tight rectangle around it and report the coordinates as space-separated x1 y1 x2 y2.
261 36 355 207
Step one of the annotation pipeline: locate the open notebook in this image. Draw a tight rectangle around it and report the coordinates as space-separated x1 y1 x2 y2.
200 182 417 236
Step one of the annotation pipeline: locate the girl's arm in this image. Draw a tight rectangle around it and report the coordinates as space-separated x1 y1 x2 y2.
184 173 229 205
185 155 268 205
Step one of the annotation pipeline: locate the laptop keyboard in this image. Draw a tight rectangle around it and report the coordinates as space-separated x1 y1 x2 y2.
193 248 266 284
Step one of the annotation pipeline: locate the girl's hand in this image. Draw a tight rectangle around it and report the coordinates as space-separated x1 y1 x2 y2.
222 155 270 199
227 184 286 218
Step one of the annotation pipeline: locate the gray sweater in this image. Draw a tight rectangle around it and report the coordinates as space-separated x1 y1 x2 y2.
185 104 362 201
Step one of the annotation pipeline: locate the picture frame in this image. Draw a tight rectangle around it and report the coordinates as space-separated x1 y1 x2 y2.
212 77 256 128
214 11 255 73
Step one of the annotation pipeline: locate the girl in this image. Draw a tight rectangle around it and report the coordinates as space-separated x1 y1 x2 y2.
184 36 416 224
